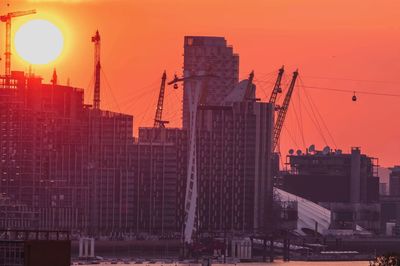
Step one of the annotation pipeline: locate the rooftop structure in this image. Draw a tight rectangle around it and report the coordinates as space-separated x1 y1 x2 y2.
283 147 379 204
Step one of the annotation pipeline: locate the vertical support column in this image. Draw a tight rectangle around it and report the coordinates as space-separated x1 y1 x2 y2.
78 238 83 258
90 238 95 257
84 238 89 257
269 237 274 262
350 147 361 203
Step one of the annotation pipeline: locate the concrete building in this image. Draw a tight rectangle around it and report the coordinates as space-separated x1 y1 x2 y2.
282 147 380 233
389 166 400 196
0 71 134 235
134 127 187 235
0 71 91 232
136 100 276 237
183 36 239 128
380 195 400 236
86 109 134 235
196 101 274 234
283 147 379 204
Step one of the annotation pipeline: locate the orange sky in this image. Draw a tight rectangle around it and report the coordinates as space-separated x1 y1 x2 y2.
6 0 400 167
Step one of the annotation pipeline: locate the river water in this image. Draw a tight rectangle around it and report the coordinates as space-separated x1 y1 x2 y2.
74 262 371 266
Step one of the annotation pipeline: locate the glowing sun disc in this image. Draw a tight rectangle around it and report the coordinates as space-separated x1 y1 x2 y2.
15 19 64 65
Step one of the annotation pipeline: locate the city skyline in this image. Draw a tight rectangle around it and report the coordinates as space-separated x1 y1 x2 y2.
5 0 400 167
1 1 400 263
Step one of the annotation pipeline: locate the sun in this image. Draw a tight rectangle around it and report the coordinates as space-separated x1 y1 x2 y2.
14 19 64 65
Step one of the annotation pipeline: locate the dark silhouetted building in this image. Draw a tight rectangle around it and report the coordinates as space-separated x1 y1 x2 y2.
283 147 379 204
389 166 400 196
282 147 380 232
136 99 276 236
196 101 274 234
183 36 239 128
0 71 134 235
134 127 187 235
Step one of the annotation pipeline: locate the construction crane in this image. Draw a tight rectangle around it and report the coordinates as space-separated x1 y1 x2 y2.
91 30 101 109
51 68 57 85
0 10 36 77
272 70 299 152
268 66 285 104
243 70 255 101
154 71 168 128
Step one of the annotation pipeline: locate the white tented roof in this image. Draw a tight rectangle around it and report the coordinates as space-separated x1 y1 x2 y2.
274 187 331 235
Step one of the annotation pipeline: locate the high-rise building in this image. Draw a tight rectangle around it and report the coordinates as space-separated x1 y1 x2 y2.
196 101 274 234
134 127 187 235
0 71 135 234
0 71 91 231
389 166 400 196
137 100 276 236
183 36 239 128
86 109 134 235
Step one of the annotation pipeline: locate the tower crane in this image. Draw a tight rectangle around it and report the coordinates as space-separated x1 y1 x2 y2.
91 30 101 109
154 71 168 128
268 66 285 104
272 70 299 152
243 70 255 101
0 10 36 77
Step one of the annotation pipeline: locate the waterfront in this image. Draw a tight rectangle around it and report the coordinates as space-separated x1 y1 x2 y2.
72 262 371 266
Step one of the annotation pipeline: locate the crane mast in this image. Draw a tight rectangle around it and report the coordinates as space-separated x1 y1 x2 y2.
272 70 299 152
92 30 101 110
243 70 255 101
0 10 36 77
154 71 168 128
268 66 285 104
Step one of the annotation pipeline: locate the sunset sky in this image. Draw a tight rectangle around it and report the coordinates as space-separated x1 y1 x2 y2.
7 0 400 167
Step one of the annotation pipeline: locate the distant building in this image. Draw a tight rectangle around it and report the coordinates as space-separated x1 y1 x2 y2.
183 36 239 128
389 166 400 196
282 147 380 233
283 147 379 204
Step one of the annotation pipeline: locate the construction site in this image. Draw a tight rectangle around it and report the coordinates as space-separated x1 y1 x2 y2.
0 8 400 264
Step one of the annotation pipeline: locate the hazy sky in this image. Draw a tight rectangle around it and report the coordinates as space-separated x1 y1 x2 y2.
7 0 400 166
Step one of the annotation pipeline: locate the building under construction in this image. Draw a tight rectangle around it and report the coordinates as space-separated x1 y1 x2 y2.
0 71 134 234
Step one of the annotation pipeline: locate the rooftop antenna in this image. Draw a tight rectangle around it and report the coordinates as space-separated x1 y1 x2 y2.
322 146 330 155
51 68 57 85
309 144 316 153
